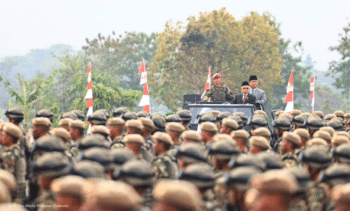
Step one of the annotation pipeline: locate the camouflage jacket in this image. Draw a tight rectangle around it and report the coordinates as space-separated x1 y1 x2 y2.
306 183 329 211
282 152 298 168
203 84 234 102
152 150 177 179
110 136 125 149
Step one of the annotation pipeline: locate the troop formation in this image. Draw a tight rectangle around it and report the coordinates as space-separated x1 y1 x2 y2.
1 106 350 211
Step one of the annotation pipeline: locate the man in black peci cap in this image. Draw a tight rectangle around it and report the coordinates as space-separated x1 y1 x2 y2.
249 75 267 109
233 81 256 104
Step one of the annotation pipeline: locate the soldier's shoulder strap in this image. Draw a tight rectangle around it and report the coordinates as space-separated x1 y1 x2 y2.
12 145 24 158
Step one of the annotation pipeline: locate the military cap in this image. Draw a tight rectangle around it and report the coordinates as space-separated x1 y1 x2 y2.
283 131 301 146
78 134 110 150
209 110 220 116
91 125 109 136
257 151 283 170
176 109 192 121
306 116 324 130
254 110 267 119
177 163 216 188
82 180 142 210
301 112 312 118
337 131 350 139
173 143 208 163
234 112 248 125
0 169 16 194
154 132 173 145
107 117 125 126
286 167 312 193
320 126 336 137
182 130 201 142
138 117 155 129
58 118 72 127
125 120 144 131
231 130 250 141
137 111 148 118
327 118 345 131
345 113 350 118
200 122 218 133
307 138 328 147
279 113 293 121
250 136 270 150
250 170 298 194
113 159 155 186
5 107 24 119
50 128 71 142
51 175 85 197
292 115 307 127
121 112 138 122
208 139 239 159
293 128 310 139
95 110 109 119
217 112 230 122
298 146 332 168
112 107 129 117
87 111 108 125
272 117 291 130
0 203 27 211
0 181 11 203
325 114 337 121
35 109 54 122
2 123 22 139
274 110 285 118
80 148 114 170
71 110 85 121
290 109 302 116
224 167 262 190
70 161 106 178
198 113 216 124
123 134 145 145
334 110 345 119
32 117 51 127
165 114 182 123
313 111 325 119
69 119 85 130
111 148 136 166
251 127 271 140
60 112 78 120
332 183 350 204
313 131 332 143
153 180 202 211
332 135 350 147
228 115 243 128
166 122 185 133
211 134 233 143
319 164 350 186
249 115 268 128
32 135 66 153
33 152 71 177
333 144 350 163
223 118 239 130
228 154 266 171
151 114 166 131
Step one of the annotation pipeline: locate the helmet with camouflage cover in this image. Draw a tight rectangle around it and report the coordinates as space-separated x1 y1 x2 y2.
334 110 345 120
33 152 71 177
224 167 262 191
301 112 312 118
31 135 66 156
313 131 332 144
78 134 110 150
70 160 106 178
272 117 291 130
290 109 302 117
333 144 350 164
298 146 332 168
87 111 108 125
113 107 129 117
228 154 266 171
234 112 248 125
80 148 114 171
327 118 345 131
320 126 336 137
177 163 216 188
113 159 155 186
121 112 138 122
292 115 307 128
249 115 268 129
165 114 182 123
228 115 243 128
279 112 292 122
176 109 192 122
286 166 312 193
60 112 78 120
71 110 85 121
325 114 337 122
306 116 324 130
173 143 208 164
251 127 271 140
35 109 54 122
253 110 267 120
208 139 239 159
198 113 216 124
319 164 350 186
110 148 136 167
151 115 166 132
137 111 148 118
5 107 24 120
217 112 230 122
257 151 283 170
313 111 325 119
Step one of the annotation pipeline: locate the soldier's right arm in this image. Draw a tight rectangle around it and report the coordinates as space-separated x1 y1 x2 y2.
202 87 212 101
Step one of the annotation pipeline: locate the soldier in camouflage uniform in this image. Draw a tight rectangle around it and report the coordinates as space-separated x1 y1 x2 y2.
79 147 114 179
298 146 332 211
176 109 192 131
152 132 177 179
108 117 125 149
249 136 270 155
306 116 325 138
123 134 147 160
165 122 185 147
280 132 301 167
68 119 85 157
293 128 310 156
271 117 291 152
220 118 239 135
0 123 26 203
202 73 234 102
291 114 307 131
112 107 129 118
200 122 218 146
139 117 155 157
58 118 72 132
174 143 208 169
230 130 249 153
333 143 350 165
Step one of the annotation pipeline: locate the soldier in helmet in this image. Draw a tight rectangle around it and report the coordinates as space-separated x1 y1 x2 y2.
209 136 239 172
165 122 185 146
123 134 147 161
174 143 208 169
216 112 230 130
202 73 234 103
249 136 270 155
271 117 291 152
325 114 337 124
70 160 106 178
108 117 125 149
231 130 250 153
199 122 218 145
112 107 129 117
176 109 192 130
292 115 307 130
32 117 51 141
280 132 301 167
5 107 27 153
87 111 108 126
333 144 350 165
69 120 85 156
58 118 72 132
35 109 54 123
293 128 310 155
220 118 239 135
79 148 114 179
139 117 155 157
152 132 178 179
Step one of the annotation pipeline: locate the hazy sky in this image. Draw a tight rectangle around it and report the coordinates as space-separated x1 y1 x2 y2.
1 0 349 71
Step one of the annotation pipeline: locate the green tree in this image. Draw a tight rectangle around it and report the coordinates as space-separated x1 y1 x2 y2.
149 8 284 110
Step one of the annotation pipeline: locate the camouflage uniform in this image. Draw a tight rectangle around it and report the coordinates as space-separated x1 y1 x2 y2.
33 191 56 211
203 84 234 102
152 150 177 179
1 143 26 201
110 136 125 149
306 183 329 211
282 152 298 168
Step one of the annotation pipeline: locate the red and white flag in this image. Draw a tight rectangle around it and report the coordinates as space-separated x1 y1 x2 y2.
138 60 150 113
85 62 93 134
284 70 294 112
310 74 315 112
201 66 212 100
